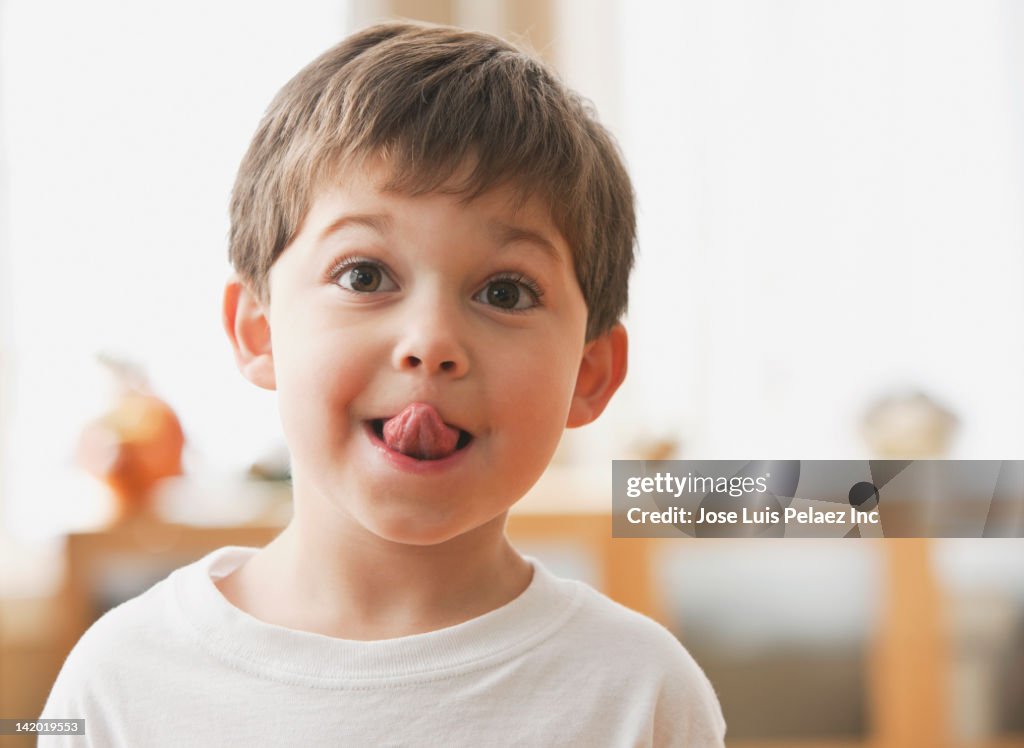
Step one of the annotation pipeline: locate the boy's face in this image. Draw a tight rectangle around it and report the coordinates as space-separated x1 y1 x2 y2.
227 163 625 546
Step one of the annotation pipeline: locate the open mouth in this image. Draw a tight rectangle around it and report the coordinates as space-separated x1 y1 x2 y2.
369 418 473 461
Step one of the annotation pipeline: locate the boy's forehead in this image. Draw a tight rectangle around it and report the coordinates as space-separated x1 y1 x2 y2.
308 158 567 252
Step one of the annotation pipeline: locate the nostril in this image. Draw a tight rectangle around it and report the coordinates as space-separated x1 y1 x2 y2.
398 355 461 373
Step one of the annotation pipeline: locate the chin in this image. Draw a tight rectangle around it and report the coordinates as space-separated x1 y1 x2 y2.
371 523 472 548
365 509 504 548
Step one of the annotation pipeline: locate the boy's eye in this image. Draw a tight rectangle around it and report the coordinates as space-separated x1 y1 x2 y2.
335 262 397 293
485 281 521 308
474 277 542 311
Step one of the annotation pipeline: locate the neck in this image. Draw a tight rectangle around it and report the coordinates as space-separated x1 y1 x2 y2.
218 487 532 640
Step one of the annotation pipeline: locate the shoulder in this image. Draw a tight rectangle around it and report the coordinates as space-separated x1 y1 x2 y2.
565 581 694 666
41 574 176 728
55 544 251 674
550 579 727 745
527 561 697 668
46 548 217 699
57 573 178 677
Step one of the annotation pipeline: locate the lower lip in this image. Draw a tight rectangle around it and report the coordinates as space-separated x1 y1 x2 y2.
363 422 473 475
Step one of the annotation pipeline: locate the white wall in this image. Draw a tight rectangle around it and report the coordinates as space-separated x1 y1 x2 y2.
0 0 350 538
613 0 1024 459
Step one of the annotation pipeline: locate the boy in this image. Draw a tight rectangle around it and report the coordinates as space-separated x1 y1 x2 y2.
42 22 725 746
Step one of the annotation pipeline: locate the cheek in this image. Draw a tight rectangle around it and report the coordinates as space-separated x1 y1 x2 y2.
272 332 367 455
488 340 580 465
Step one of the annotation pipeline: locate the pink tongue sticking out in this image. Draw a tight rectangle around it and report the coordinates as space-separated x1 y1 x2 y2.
382 403 460 460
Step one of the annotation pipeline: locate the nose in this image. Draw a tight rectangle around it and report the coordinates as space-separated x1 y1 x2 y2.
391 296 470 378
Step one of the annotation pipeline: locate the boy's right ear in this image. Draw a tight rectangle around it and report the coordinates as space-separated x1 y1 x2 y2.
223 275 276 390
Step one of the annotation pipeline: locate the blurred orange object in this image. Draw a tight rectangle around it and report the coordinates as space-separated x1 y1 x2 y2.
76 357 185 523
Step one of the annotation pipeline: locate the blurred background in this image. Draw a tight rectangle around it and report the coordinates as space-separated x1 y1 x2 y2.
1 1 1023 746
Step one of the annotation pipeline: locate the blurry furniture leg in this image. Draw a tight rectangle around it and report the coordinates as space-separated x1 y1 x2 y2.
872 538 950 748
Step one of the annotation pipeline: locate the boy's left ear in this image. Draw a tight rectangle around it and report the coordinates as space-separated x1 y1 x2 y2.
567 324 628 428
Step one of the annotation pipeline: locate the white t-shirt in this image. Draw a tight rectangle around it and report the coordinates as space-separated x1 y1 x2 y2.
41 546 725 746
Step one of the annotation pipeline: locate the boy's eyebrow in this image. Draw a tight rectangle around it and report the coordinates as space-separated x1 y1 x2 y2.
318 212 393 241
316 213 562 264
487 220 564 265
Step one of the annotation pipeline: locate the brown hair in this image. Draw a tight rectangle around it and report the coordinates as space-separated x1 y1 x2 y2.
229 21 635 339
